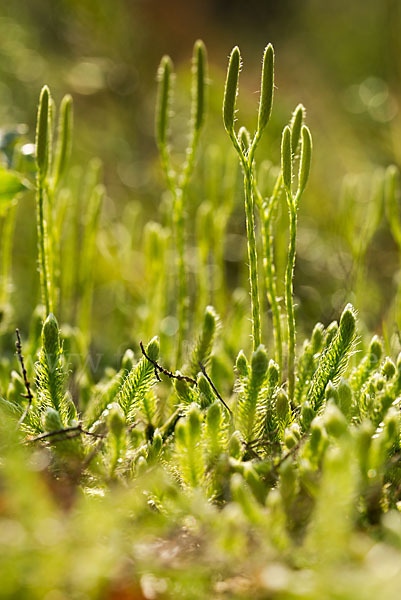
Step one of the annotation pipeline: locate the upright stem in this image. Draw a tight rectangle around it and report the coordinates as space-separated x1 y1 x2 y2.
244 171 261 350
254 170 283 375
36 174 52 316
228 130 262 352
285 192 297 402
263 207 283 373
46 184 57 313
174 188 187 366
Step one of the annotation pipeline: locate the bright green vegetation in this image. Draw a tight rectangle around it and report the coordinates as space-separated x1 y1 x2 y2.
2 41 401 599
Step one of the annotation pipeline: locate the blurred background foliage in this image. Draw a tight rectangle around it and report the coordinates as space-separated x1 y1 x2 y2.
1 0 401 364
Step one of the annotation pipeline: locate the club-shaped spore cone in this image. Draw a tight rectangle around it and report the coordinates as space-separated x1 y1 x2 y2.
257 43 274 134
156 55 173 148
281 125 292 194
36 85 51 178
290 104 305 154
192 39 207 132
223 46 241 134
298 125 312 195
53 94 73 187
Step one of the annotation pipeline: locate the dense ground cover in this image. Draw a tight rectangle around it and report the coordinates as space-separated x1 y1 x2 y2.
2 37 401 599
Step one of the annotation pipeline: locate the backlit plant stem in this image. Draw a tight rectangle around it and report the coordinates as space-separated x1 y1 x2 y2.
174 188 187 366
223 45 274 351
36 178 52 316
156 41 207 366
285 191 297 403
48 94 73 314
255 177 283 375
228 130 261 350
282 124 296 401
35 86 52 316
282 125 312 402
244 171 261 349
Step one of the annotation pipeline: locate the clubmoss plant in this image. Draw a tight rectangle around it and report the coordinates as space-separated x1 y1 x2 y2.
253 104 306 377
52 94 73 190
235 344 268 443
49 94 73 308
35 86 53 316
2 40 401 600
156 40 208 366
189 304 219 378
116 336 160 424
307 304 356 416
282 124 312 402
223 44 274 351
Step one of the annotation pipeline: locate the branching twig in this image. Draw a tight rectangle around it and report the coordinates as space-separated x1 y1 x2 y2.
140 343 233 419
140 341 197 385
198 362 233 417
28 425 105 443
16 329 34 426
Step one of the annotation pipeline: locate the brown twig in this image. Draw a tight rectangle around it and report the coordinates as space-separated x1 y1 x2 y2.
198 362 233 417
140 341 197 386
15 329 34 426
28 425 105 443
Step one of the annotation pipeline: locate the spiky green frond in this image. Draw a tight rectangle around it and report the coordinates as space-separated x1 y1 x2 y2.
295 322 324 406
260 359 280 444
116 337 160 424
34 314 68 428
84 369 125 428
106 403 127 479
351 335 382 394
189 305 219 378
141 388 157 428
203 401 228 464
174 404 205 489
236 345 268 442
307 305 357 416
